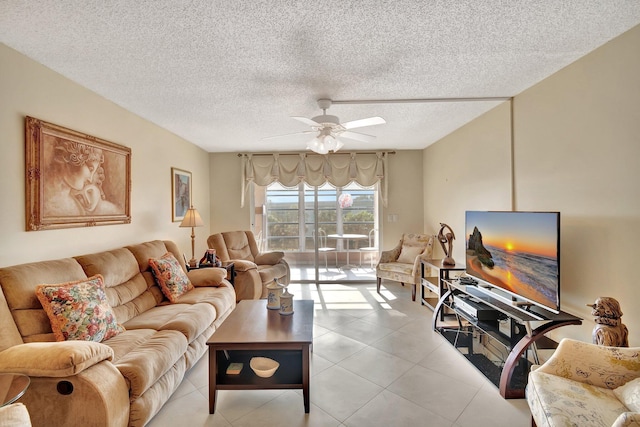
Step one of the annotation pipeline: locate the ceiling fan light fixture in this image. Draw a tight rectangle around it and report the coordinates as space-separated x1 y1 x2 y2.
268 98 385 152
307 136 329 154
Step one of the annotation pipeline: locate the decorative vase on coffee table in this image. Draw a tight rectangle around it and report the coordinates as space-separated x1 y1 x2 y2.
266 280 285 310
279 288 294 315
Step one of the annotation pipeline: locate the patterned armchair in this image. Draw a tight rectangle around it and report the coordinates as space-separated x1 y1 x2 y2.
526 338 640 427
375 233 434 301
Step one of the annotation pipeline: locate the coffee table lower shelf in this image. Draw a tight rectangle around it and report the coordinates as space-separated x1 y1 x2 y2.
208 344 311 414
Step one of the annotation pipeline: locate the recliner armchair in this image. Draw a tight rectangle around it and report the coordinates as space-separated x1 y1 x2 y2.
526 338 640 427
376 233 434 301
207 230 290 302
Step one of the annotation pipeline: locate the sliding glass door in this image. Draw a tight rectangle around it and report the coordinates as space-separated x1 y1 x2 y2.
253 182 379 284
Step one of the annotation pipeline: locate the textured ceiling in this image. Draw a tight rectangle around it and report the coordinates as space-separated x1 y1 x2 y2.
1 1 640 153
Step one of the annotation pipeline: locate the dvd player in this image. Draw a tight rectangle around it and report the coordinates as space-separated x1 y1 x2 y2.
453 295 500 321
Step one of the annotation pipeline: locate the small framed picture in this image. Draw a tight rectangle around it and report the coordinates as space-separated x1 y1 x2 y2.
171 167 191 222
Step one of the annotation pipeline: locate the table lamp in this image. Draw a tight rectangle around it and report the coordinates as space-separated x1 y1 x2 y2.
179 205 204 268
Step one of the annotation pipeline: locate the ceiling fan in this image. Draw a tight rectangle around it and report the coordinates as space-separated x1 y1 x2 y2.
264 99 386 154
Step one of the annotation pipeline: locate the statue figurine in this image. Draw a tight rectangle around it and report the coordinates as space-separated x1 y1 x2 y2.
438 223 456 266
587 297 629 347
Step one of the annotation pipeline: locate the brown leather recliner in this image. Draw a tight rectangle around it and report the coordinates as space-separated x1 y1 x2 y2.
207 230 290 301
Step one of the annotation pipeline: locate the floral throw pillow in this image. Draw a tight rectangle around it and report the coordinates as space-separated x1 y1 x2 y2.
36 274 124 342
148 252 193 302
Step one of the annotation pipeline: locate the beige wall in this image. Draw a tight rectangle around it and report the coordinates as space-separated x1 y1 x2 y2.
209 153 251 233
0 44 212 267
423 102 513 255
423 25 640 345
208 150 425 250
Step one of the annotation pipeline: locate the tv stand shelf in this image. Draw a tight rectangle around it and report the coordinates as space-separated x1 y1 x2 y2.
420 259 466 319
433 279 581 399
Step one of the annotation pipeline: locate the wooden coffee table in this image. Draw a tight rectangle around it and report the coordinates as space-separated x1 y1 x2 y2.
207 299 314 414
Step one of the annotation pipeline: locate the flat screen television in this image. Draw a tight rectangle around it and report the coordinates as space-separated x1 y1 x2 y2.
465 211 561 314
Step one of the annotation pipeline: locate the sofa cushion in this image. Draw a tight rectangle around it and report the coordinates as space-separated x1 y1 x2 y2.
222 232 254 261
148 253 193 303
36 275 124 342
157 303 216 343
615 378 640 412
172 286 236 321
0 258 88 344
528 371 628 427
74 247 161 325
377 262 414 275
0 341 113 377
112 329 188 401
102 328 158 363
397 245 424 263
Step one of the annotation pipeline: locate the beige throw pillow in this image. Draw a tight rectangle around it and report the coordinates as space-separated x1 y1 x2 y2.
397 245 424 264
614 377 640 411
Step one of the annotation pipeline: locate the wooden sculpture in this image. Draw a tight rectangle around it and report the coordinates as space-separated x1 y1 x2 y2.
438 223 456 266
587 297 629 347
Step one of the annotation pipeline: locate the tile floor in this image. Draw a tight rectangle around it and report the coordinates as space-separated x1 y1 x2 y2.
147 282 532 427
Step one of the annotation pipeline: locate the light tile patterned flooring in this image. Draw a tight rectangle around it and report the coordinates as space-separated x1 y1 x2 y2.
147 281 532 427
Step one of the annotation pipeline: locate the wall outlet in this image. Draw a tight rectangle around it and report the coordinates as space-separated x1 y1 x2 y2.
387 214 399 222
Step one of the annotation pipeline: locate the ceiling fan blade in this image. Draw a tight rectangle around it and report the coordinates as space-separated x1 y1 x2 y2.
341 116 386 130
261 130 314 141
291 116 321 127
339 130 376 143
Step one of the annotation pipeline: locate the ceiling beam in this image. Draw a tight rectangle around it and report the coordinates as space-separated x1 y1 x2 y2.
331 97 512 104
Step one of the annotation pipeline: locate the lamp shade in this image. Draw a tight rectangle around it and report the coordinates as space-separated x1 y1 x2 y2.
179 206 204 228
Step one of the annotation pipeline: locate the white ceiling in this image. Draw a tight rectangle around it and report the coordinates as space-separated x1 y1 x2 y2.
1 1 640 153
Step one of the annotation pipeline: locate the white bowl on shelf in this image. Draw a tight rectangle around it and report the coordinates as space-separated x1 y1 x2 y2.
249 357 279 378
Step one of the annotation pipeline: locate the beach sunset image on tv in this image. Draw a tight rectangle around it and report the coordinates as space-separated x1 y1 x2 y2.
465 211 560 311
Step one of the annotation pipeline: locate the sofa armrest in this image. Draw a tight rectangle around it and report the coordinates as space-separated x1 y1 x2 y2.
187 267 227 287
535 338 640 389
378 240 402 264
228 261 261 301
0 341 113 377
254 251 284 265
231 259 258 272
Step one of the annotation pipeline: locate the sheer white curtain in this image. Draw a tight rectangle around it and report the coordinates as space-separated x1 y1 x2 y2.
240 152 390 207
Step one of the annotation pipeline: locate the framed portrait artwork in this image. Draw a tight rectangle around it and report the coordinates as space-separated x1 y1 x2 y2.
171 167 192 222
25 116 131 231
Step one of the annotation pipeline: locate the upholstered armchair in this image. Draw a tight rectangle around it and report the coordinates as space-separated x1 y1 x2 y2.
526 338 640 427
207 231 290 302
376 233 434 301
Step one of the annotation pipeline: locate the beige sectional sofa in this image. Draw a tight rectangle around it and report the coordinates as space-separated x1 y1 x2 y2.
0 240 236 427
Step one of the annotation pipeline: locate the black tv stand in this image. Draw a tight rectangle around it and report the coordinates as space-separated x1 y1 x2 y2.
433 280 581 399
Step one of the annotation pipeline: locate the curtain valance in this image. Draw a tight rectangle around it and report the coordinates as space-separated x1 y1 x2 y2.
240 152 390 207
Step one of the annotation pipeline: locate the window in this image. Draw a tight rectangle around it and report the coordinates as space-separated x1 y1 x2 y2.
255 182 378 253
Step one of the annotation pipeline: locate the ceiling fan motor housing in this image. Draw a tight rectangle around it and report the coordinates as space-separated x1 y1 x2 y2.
311 114 341 127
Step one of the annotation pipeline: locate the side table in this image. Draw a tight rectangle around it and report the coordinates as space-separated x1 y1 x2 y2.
0 373 30 407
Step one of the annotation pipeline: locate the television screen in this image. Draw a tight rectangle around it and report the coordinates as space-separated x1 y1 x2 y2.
465 211 560 313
